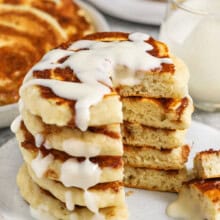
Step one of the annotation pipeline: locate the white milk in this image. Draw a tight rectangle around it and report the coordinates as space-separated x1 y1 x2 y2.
160 0 220 105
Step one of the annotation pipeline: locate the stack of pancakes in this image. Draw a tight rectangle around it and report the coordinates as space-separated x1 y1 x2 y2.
0 0 94 105
13 33 132 219
15 116 127 219
11 32 193 219
122 46 194 193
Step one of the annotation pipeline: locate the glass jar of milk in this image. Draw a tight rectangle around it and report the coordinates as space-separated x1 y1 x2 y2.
160 0 220 111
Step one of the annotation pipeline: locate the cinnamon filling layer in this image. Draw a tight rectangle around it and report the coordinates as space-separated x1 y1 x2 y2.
123 96 189 119
185 179 220 193
123 121 178 133
124 144 190 154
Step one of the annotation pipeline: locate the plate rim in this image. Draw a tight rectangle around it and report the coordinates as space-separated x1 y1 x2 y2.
87 0 167 25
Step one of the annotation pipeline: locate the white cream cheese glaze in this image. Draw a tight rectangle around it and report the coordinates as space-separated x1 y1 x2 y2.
34 133 44 148
10 115 22 133
65 191 75 211
62 139 100 157
31 152 54 178
44 140 52 150
60 158 101 213
20 79 110 131
84 190 98 213
60 158 101 189
20 32 172 131
167 189 207 220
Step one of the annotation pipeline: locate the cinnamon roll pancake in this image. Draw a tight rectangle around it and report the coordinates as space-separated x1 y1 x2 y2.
0 0 95 106
11 31 193 218
17 164 128 220
27 165 124 209
194 150 220 179
122 96 193 130
16 122 124 184
22 109 123 156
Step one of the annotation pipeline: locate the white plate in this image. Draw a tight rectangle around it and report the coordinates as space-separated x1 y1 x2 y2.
77 0 109 31
1 121 220 219
87 0 167 25
0 0 109 129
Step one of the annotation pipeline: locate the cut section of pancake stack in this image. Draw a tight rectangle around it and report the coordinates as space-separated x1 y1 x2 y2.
122 47 194 192
11 32 193 219
0 0 94 105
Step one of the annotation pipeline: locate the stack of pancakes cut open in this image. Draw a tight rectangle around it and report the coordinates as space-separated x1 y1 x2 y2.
0 0 95 106
120 38 194 193
123 97 193 192
12 32 193 219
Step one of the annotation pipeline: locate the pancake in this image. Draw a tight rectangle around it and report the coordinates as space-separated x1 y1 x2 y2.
16 125 123 184
122 121 186 149
27 164 125 209
194 150 220 179
17 164 128 220
0 4 66 105
22 109 123 156
167 179 220 220
122 96 193 130
0 1 95 106
12 31 192 218
20 32 190 131
82 32 189 98
124 166 188 192
124 145 190 170
20 85 123 130
0 0 95 41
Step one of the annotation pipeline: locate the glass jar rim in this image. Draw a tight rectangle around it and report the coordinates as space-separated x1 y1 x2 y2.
171 0 220 16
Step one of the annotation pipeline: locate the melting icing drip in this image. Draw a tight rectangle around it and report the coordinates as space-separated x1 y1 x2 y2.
31 152 54 178
60 158 101 213
10 115 22 133
167 189 207 220
84 190 98 213
20 32 172 131
18 99 24 112
34 133 44 148
60 158 101 189
44 140 52 150
20 79 110 132
65 191 75 211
